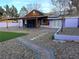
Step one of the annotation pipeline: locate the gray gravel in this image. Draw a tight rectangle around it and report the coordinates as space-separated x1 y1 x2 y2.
49 41 79 59
0 27 79 59
0 39 35 59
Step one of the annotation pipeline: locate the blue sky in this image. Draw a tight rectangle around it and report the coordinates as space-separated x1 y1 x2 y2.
0 0 53 13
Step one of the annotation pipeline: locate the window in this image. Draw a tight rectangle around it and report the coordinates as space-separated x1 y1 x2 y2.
41 19 49 25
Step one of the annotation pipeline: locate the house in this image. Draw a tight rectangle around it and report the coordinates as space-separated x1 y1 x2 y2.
22 10 49 28
1 10 49 28
1 9 63 28
23 10 64 28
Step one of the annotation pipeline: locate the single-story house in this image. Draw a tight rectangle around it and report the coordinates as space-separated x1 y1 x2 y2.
22 10 49 28
1 9 63 28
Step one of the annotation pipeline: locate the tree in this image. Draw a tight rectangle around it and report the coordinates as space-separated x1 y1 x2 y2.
0 6 4 16
19 6 28 17
4 5 10 17
51 0 71 16
71 0 79 13
67 1 73 15
4 5 18 17
10 5 18 17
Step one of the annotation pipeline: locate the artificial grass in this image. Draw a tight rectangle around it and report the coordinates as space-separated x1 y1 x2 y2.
0 31 26 42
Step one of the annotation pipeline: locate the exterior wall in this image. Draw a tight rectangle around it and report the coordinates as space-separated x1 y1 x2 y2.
64 18 78 28
48 20 62 28
0 20 23 27
41 20 62 28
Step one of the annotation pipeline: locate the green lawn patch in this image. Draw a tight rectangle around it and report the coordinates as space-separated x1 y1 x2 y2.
0 31 26 42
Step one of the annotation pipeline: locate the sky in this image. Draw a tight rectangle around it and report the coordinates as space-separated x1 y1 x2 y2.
0 0 53 13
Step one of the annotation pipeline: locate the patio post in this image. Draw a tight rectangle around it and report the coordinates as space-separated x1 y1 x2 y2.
36 17 39 28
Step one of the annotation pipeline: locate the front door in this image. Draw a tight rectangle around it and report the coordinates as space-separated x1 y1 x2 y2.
27 20 36 28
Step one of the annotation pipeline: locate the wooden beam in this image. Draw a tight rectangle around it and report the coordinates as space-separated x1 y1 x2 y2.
36 17 40 28
38 19 40 28
36 17 38 28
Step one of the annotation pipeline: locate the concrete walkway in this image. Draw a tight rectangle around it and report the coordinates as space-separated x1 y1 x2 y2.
16 28 58 59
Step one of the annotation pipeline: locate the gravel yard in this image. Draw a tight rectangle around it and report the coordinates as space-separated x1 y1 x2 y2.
0 27 79 59
35 37 79 59
0 36 79 59
27 29 79 59
17 28 79 59
52 41 79 59
0 39 35 59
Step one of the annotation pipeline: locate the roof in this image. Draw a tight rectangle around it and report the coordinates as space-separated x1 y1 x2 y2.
24 9 44 17
2 16 48 20
2 10 48 20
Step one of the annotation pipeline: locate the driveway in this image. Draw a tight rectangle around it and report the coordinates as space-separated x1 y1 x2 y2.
16 28 58 59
